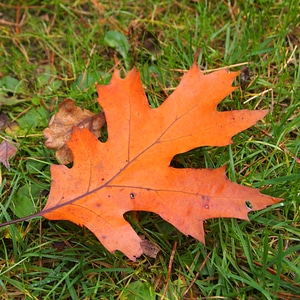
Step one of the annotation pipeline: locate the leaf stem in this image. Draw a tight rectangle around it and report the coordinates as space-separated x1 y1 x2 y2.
0 212 43 227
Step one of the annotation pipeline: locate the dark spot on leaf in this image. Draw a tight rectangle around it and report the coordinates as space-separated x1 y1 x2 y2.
201 195 210 201
130 193 136 199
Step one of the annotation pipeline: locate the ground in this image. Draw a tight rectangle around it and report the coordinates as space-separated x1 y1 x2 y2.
0 1 299 299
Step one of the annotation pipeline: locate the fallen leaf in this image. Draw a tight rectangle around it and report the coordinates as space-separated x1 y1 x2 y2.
0 140 18 169
0 112 8 130
43 98 105 164
240 66 251 90
41 64 281 260
140 236 160 259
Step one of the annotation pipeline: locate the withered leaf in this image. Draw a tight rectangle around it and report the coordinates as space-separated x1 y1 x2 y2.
43 98 105 164
0 140 18 170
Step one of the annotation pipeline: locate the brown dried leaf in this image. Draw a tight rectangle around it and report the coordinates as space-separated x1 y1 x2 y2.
0 140 18 169
43 99 105 164
140 236 160 259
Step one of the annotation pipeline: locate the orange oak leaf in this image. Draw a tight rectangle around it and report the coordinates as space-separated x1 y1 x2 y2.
41 64 281 260
43 98 105 164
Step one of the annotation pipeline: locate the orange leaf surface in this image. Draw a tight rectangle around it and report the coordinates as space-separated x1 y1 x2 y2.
41 64 280 260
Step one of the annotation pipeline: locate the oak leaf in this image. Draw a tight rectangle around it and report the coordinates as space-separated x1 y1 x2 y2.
41 64 280 260
43 98 105 164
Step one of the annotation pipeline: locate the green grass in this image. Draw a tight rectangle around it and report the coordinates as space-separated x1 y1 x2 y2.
0 0 299 299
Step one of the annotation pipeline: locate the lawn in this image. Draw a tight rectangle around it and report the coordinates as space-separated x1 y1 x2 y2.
0 1 299 299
